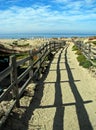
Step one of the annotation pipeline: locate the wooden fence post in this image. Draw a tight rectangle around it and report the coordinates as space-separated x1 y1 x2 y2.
54 41 56 51
29 50 33 78
38 47 42 80
88 44 91 60
42 44 44 54
79 42 81 50
46 42 48 52
10 55 20 107
50 41 52 52
60 42 61 48
47 41 50 52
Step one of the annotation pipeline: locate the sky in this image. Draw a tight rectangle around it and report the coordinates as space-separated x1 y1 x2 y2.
0 0 96 34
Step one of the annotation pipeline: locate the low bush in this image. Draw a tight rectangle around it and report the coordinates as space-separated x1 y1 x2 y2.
17 43 29 47
77 52 92 68
72 45 78 51
82 60 92 68
92 41 96 45
12 41 18 46
92 59 96 63
16 53 29 60
75 50 82 55
72 45 92 69
77 54 86 63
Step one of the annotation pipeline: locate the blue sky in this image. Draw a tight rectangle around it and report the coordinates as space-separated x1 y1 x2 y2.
0 0 96 34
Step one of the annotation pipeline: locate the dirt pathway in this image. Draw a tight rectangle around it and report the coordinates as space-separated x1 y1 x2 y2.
2 43 96 130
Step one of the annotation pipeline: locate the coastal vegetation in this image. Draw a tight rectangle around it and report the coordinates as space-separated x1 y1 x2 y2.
12 40 29 47
72 45 92 68
88 36 96 46
92 41 96 45
16 52 29 60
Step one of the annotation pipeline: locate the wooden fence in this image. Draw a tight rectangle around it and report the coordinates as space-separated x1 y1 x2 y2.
74 41 96 66
0 40 65 127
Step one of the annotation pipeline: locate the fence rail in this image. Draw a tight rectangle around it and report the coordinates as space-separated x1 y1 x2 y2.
74 41 96 66
0 40 65 127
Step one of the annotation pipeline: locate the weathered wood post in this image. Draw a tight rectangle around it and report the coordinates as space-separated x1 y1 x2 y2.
42 42 48 72
78 41 82 51
38 47 42 80
34 47 41 80
59 41 61 48
43 43 45 54
10 55 20 107
54 41 56 51
79 42 81 50
47 40 50 52
50 41 52 52
46 42 48 52
88 44 91 60
29 50 33 79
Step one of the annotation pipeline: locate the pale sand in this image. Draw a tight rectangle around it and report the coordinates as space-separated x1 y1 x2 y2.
0 38 48 51
1 42 96 130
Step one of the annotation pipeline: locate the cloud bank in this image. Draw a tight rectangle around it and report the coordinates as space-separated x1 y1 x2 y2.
0 0 96 33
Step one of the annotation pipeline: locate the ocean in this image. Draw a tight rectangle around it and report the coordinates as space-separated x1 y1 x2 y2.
0 33 96 39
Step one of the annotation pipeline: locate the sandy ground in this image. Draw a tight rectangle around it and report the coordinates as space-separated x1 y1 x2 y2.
1 42 96 130
0 39 47 54
0 38 48 48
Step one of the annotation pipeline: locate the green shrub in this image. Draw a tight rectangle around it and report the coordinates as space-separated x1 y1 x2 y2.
77 54 92 68
72 45 82 55
82 60 92 68
72 45 78 51
12 41 18 46
72 45 92 68
92 59 96 63
92 41 96 45
77 54 86 63
17 43 29 47
75 50 82 55
16 53 29 59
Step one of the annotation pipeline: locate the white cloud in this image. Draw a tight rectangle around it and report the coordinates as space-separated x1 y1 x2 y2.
0 2 96 33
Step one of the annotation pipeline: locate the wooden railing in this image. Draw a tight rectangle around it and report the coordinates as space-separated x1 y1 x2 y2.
0 40 66 127
74 41 96 66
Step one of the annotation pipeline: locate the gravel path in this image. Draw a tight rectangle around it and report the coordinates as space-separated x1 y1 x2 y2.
2 43 96 130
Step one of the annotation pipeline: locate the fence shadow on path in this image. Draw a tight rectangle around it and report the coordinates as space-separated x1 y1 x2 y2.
19 46 93 130
20 53 55 130
53 48 65 130
2 46 93 130
1 52 55 130
64 47 93 130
